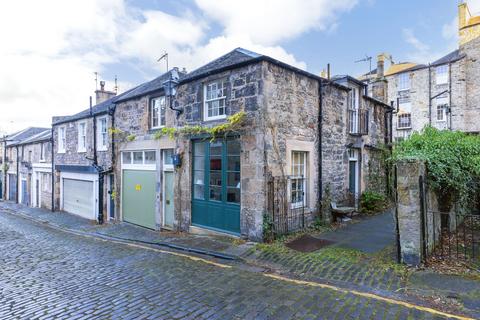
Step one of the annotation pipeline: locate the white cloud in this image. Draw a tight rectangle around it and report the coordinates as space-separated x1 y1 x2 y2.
0 0 356 133
194 0 357 45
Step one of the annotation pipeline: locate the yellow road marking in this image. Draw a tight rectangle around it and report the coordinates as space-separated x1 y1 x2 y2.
5 210 474 319
264 273 475 320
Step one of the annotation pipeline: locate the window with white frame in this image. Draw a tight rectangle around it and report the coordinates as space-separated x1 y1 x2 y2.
397 72 410 91
435 65 449 85
78 122 87 152
122 150 156 166
291 151 307 208
397 113 412 129
97 117 108 151
40 143 45 161
348 87 359 134
150 96 166 129
58 126 66 153
436 97 449 122
204 80 227 120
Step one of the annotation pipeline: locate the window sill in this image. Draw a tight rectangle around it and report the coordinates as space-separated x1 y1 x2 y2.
57 150 66 154
396 127 412 130
97 147 108 152
204 115 227 122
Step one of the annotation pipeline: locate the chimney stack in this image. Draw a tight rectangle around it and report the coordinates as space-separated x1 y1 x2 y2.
459 2 468 30
377 54 385 78
95 81 116 105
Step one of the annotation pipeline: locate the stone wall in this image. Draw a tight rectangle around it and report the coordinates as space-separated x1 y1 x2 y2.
461 36 480 133
53 116 112 168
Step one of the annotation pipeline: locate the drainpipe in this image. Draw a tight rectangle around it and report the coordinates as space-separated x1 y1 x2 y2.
448 61 452 130
51 127 55 211
428 64 432 126
91 97 104 224
15 145 19 203
2 137 6 200
317 80 323 218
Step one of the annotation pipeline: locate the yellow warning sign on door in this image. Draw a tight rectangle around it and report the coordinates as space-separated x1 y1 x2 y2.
135 184 142 191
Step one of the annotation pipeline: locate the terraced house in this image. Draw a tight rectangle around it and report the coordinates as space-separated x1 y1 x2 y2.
51 82 118 222
1 127 52 207
108 48 391 241
364 2 480 141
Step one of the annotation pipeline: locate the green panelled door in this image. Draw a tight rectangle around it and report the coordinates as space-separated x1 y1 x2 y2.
122 170 156 229
192 139 241 234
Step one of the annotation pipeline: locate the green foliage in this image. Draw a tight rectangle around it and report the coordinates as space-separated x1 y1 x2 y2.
126 134 136 142
153 111 247 141
262 213 274 243
108 127 124 135
360 191 387 214
2 163 8 172
391 127 480 206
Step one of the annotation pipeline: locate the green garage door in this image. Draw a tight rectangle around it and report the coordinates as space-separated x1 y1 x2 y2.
122 170 156 229
192 139 241 235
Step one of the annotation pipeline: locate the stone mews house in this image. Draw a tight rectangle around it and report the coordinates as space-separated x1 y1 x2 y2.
366 2 480 141
52 82 118 222
1 127 52 208
112 48 390 241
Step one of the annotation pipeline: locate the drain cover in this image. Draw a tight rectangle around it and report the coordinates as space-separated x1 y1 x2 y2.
285 234 334 253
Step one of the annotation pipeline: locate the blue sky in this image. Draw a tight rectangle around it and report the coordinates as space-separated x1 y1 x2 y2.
0 0 478 133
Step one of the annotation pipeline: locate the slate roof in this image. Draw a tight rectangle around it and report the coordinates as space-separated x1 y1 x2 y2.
115 69 184 103
180 48 262 83
431 49 465 67
15 129 51 146
4 127 50 146
52 96 117 125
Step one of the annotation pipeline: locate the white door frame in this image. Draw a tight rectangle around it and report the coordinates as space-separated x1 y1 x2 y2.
31 163 52 208
348 149 360 199
162 151 174 229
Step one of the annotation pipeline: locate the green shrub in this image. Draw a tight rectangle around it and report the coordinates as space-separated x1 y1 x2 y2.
391 127 480 208
360 191 386 214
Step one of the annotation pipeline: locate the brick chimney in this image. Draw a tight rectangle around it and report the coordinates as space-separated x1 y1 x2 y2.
458 1 480 45
95 81 116 105
459 2 469 30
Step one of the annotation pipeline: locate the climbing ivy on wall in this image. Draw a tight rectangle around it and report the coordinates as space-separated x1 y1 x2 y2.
153 111 247 141
391 126 480 209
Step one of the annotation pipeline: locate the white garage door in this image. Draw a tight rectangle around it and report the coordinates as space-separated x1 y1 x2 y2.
63 179 95 220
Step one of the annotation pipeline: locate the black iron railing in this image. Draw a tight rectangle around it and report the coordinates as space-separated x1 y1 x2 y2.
266 175 306 240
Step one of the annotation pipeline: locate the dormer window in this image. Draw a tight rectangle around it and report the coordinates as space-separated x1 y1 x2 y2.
151 96 166 129
204 80 227 121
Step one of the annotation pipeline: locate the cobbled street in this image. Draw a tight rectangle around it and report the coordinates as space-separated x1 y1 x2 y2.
0 210 462 320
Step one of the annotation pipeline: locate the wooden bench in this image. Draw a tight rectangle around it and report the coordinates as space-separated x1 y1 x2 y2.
331 202 355 222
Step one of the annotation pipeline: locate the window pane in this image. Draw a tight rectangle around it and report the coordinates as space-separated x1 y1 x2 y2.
144 151 156 164
227 172 240 188
133 151 143 164
122 152 132 164
210 141 222 155
209 186 222 201
210 172 222 187
163 149 173 165
193 171 204 185
194 156 205 171
227 156 240 171
227 140 240 155
227 188 240 203
194 142 205 156
194 185 205 200
210 157 222 171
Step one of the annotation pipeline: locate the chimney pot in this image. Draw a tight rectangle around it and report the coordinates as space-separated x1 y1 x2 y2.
100 81 105 91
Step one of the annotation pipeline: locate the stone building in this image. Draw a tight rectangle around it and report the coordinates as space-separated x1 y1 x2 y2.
0 127 51 207
51 82 117 222
109 48 390 240
363 2 480 141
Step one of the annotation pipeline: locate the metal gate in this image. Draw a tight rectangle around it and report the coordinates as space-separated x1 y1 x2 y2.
419 175 480 263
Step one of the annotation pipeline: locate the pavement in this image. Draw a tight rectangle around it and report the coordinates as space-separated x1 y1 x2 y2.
0 201 479 319
315 210 396 254
0 205 472 320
